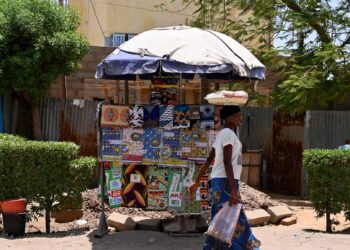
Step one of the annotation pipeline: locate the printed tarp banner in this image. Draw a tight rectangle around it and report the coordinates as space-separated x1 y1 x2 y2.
101 127 123 160
122 128 144 162
143 128 163 164
147 166 168 210
101 105 129 127
181 130 208 163
122 163 148 208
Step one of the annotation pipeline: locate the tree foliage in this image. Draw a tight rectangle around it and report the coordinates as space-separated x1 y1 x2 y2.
0 0 89 103
175 0 350 111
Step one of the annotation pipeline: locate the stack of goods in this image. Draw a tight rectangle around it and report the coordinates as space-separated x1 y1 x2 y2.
150 77 178 105
205 90 248 105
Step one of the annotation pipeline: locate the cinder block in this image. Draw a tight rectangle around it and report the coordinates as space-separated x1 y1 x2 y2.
281 216 297 226
133 216 160 231
245 209 271 226
195 216 208 232
51 209 83 223
267 206 293 224
107 212 136 231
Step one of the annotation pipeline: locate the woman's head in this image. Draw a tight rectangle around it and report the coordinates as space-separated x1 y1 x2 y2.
220 105 242 127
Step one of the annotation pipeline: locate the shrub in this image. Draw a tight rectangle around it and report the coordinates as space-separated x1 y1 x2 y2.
0 133 27 142
303 149 350 232
0 137 96 233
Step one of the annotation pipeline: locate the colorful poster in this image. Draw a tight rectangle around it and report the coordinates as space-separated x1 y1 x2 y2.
181 162 201 214
101 127 123 159
122 128 144 162
181 130 208 163
200 174 210 214
167 168 183 210
147 166 168 210
200 105 215 130
129 105 144 128
122 163 148 208
143 128 163 164
98 161 123 208
173 105 190 129
159 105 174 129
143 105 160 128
101 105 129 127
161 130 186 166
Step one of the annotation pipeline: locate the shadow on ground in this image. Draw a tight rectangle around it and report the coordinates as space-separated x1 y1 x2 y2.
303 227 350 234
87 229 204 250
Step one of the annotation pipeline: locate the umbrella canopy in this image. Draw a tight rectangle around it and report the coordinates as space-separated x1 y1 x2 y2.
96 26 265 80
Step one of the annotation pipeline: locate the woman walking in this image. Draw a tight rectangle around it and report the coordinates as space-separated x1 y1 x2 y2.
189 105 261 249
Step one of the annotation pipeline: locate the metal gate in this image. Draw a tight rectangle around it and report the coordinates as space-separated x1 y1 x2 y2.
271 112 305 195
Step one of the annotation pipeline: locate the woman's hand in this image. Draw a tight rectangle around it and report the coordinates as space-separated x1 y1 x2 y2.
229 190 239 206
188 181 199 195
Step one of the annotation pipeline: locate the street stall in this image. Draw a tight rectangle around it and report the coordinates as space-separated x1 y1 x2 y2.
94 26 265 237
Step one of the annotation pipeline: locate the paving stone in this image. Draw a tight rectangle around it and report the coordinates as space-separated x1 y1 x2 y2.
267 205 293 224
133 216 161 231
281 216 297 226
245 209 271 226
107 212 136 231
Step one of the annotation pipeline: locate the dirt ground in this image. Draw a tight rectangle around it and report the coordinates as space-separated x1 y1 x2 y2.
1 186 349 250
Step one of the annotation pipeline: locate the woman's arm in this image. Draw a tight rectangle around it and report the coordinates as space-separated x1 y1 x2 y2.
223 144 239 205
188 147 215 195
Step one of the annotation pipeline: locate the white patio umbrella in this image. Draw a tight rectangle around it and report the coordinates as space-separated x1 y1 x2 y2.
96 26 265 80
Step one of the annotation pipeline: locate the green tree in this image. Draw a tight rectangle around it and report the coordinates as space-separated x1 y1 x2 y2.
0 0 89 139
175 0 350 111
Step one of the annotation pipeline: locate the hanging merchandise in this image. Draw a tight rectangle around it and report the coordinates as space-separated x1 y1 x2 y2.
159 105 174 129
151 76 179 105
214 105 223 130
101 105 119 126
167 168 184 210
188 105 201 129
147 166 168 210
150 90 164 105
173 105 190 129
128 105 144 128
181 130 208 163
143 105 160 128
200 105 215 130
122 163 148 208
199 173 210 213
208 130 219 149
161 130 186 166
164 87 178 105
181 162 201 214
104 161 123 208
101 127 123 159
101 105 129 127
143 128 163 164
122 128 144 162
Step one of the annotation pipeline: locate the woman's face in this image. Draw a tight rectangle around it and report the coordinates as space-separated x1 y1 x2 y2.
225 112 242 127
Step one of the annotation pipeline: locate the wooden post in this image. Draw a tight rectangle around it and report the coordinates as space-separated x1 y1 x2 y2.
124 80 129 105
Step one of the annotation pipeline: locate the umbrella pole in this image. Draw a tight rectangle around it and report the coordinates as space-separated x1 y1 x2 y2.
179 73 182 104
95 101 108 238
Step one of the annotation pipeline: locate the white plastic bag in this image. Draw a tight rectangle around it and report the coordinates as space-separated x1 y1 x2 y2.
206 202 242 245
